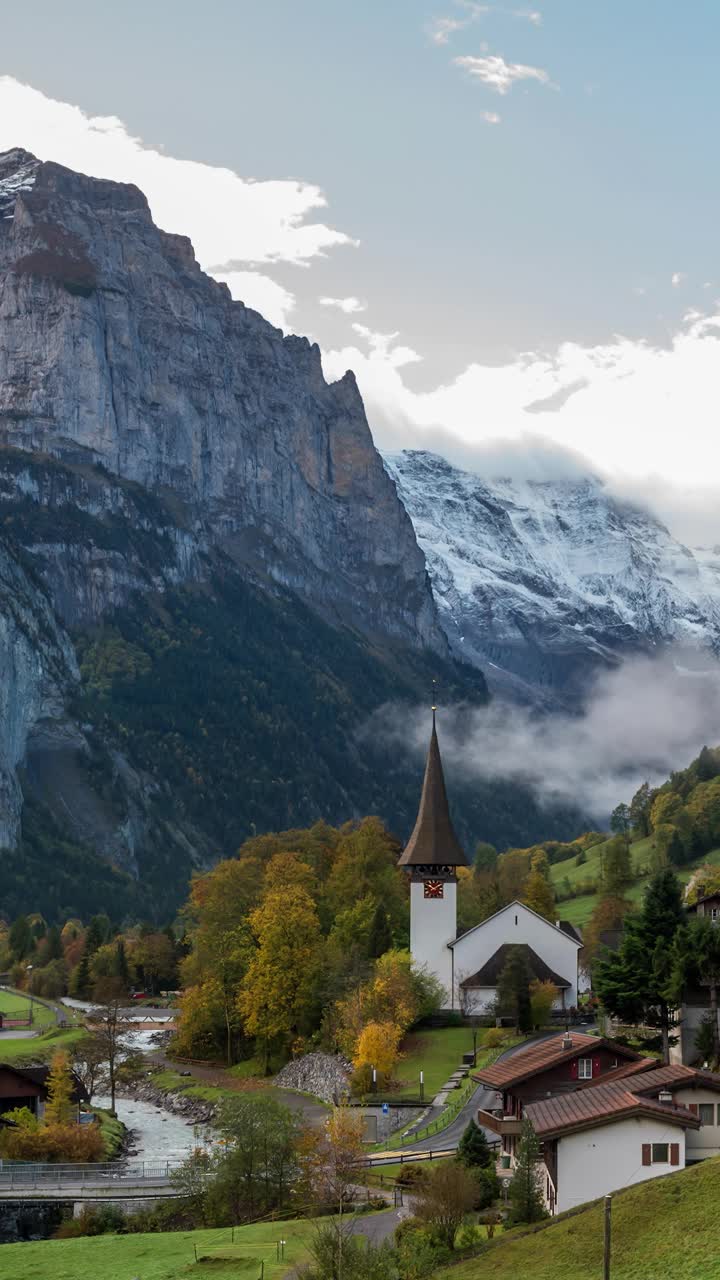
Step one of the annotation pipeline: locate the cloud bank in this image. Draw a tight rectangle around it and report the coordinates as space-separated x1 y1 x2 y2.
374 653 720 822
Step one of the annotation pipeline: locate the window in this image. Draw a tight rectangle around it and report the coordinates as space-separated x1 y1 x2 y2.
712 908 718 923
699 1103 715 1126
651 1143 669 1163
578 1058 593 1079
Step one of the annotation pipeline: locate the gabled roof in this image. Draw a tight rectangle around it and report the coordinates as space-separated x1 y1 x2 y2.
0 1062 89 1104
398 716 468 868
450 900 583 949
475 1032 642 1090
558 920 583 943
460 943 571 990
526 1080 700 1140
631 1063 720 1097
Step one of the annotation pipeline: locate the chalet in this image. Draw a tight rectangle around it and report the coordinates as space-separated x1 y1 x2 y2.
0 1063 88 1120
526 1079 699 1214
624 1063 720 1160
686 890 720 921
474 1031 650 1162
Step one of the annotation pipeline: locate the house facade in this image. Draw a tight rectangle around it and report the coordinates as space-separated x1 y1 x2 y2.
451 902 581 1013
0 1063 88 1120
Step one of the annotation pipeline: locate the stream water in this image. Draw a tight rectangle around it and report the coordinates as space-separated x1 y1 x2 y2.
94 1094 215 1163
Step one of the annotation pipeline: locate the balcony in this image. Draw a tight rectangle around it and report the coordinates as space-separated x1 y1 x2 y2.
477 1107 523 1136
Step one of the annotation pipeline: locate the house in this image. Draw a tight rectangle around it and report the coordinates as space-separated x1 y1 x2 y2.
475 1031 651 1164
526 1079 699 1214
0 1063 88 1120
452 906 582 1014
621 1063 720 1160
398 714 582 1010
686 890 720 921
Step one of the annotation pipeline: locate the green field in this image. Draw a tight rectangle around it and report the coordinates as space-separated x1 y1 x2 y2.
437 1155 720 1280
394 1025 483 1099
0 1216 323 1280
0 988 55 1028
0 1025 84 1064
549 835 720 926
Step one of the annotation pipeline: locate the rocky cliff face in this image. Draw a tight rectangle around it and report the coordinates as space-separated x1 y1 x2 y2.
0 147 441 650
385 449 720 705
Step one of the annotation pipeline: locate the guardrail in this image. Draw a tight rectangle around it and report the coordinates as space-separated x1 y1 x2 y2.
0 1160 185 1188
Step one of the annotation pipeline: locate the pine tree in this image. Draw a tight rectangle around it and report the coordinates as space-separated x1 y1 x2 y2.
71 950 92 1000
368 903 392 958
496 945 533 1033
630 782 653 837
457 1118 493 1168
44 1051 75 1127
113 939 130 991
507 1118 547 1225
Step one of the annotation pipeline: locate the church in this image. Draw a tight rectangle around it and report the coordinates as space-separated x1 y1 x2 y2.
399 713 581 1012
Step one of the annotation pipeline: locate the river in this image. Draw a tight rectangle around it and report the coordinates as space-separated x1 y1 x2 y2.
94 1093 215 1163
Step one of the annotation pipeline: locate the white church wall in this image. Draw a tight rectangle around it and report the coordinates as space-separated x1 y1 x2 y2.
410 879 456 1007
450 902 579 1008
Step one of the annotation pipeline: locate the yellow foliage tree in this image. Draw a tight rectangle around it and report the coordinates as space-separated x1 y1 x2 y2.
237 883 322 1073
529 979 558 1029
353 1020 403 1081
44 1051 75 1127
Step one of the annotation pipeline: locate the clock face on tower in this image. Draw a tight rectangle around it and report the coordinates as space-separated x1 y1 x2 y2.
424 880 444 899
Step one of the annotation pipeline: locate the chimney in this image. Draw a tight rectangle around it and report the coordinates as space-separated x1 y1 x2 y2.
658 1088 673 1105
562 1033 573 1050
555 920 561 928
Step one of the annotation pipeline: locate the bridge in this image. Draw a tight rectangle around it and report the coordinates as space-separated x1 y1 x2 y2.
0 1160 185 1201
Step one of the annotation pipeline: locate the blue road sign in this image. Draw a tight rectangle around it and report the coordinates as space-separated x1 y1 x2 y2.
382 1103 389 1115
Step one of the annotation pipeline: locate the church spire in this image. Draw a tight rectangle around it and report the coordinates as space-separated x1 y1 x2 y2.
398 712 468 868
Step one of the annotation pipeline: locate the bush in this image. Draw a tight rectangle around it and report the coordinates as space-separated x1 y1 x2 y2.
471 1165 500 1210
395 1164 430 1188
54 1205 127 1239
483 1027 505 1049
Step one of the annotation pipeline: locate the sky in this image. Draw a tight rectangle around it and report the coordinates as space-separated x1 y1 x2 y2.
2 0 720 540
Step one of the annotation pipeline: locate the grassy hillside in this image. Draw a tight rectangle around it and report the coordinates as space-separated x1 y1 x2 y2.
0 1219 319 1280
438 1156 720 1280
549 834 720 926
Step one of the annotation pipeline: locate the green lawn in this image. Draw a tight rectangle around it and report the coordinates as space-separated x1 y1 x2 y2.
393 1026 485 1099
0 1026 85 1064
436 1155 720 1280
0 988 54 1028
1 1216 321 1280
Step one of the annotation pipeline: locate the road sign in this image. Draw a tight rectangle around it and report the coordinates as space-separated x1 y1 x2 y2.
382 1103 389 1115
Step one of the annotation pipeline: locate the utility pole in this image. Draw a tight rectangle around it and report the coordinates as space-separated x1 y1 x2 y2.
604 1194 612 1280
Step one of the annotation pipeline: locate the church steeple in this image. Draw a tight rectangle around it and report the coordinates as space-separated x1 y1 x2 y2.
398 715 468 868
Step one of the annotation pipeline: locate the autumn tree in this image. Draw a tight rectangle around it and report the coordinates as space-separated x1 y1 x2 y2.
530 979 558 1029
353 1021 403 1087
581 893 633 970
44 1051 76 1127
324 818 405 934
238 879 322 1072
88 979 132 1113
414 1160 478 1250
522 851 555 921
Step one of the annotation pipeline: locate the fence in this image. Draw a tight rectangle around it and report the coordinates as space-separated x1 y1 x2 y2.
0 1160 185 1188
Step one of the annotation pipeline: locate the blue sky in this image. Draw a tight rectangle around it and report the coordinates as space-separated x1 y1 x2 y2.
2 1 720 528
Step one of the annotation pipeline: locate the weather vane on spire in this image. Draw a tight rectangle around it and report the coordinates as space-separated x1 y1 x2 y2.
432 676 437 724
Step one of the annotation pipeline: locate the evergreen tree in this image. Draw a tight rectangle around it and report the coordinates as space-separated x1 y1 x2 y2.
84 915 110 958
595 869 685 1062
113 939 130 991
696 746 720 783
43 925 63 962
630 782 653 838
602 837 633 896
474 842 498 874
610 803 632 846
368 903 393 959
71 949 92 1000
496 946 533 1033
457 1118 493 1168
507 1118 547 1225
8 915 33 961
672 918 720 1065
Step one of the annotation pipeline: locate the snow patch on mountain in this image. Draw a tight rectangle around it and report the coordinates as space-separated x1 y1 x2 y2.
383 449 720 704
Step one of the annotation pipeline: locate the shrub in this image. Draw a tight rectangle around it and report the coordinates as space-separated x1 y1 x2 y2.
483 1026 505 1049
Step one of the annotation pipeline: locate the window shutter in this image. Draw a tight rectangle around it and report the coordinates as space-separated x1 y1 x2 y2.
641 1144 651 1166
570 1059 578 1079
689 1104 699 1115
593 1057 601 1076
670 1143 679 1166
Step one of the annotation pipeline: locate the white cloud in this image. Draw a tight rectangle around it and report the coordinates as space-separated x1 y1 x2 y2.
671 271 686 287
318 295 368 314
481 109 502 124
322 310 720 517
212 271 295 330
453 53 551 93
428 16 466 44
0 77 356 271
512 8 542 24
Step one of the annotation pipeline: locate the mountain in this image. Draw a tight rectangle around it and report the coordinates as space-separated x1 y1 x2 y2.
384 449 720 705
0 149 586 919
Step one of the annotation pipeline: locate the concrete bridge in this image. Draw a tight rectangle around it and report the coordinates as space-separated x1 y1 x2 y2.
0 1160 185 1202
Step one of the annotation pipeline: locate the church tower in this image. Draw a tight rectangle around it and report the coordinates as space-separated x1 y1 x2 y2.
398 710 468 1007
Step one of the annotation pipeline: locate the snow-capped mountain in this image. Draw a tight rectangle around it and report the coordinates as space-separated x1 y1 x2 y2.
384 449 720 705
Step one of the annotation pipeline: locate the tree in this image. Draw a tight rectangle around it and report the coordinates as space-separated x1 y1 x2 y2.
72 1035 108 1104
413 1160 478 1250
530 979 558 1029
610 803 632 846
582 894 632 970
353 1021 403 1085
507 1119 547 1225
602 837 633 895
496 946 532 1032
522 852 555 922
44 1051 76 1127
497 850 531 905
208 1094 299 1220
672 918 720 1065
686 863 720 906
630 782 653 838
474 842 498 874
238 881 322 1072
8 915 33 961
368 903 393 959
457 1119 492 1169
70 949 93 1000
696 745 720 783
595 870 685 1062
88 979 132 1113
695 1011 717 1066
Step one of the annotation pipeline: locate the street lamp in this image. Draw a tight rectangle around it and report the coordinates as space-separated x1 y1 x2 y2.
419 1070 424 1103
25 966 34 1026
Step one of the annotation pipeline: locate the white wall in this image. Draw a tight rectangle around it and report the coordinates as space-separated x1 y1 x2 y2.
410 879 456 1007
673 1087 720 1157
451 902 579 1008
552 1116 686 1213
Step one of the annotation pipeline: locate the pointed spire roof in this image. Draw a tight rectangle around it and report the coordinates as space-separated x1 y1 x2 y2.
398 713 469 867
